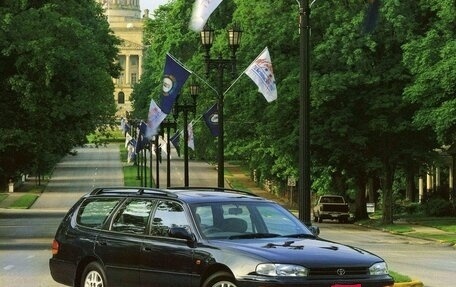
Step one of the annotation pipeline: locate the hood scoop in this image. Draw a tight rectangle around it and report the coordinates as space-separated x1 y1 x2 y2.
263 241 304 250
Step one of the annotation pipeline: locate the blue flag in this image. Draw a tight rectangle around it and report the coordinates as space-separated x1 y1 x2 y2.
170 132 181 157
203 103 219 137
135 121 149 153
159 54 191 114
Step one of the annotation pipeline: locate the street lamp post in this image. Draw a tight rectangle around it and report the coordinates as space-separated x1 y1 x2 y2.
299 0 312 225
173 83 199 187
200 25 242 188
160 119 177 187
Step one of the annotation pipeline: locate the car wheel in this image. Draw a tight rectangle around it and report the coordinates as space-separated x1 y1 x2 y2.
81 262 107 287
202 271 238 287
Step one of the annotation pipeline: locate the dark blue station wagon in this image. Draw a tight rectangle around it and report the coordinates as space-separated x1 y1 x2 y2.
49 187 394 287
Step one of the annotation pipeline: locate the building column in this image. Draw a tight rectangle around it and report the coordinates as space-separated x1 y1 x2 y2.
125 54 130 85
419 176 424 203
426 171 433 194
138 54 143 78
450 163 454 200
435 167 440 191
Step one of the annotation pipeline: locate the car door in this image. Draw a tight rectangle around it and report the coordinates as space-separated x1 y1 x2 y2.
140 200 195 287
94 199 154 287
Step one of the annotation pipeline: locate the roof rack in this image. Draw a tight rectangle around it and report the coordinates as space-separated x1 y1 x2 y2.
166 186 259 197
89 187 178 198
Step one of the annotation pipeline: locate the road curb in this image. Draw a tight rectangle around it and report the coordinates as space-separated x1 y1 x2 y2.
0 208 67 218
394 280 424 287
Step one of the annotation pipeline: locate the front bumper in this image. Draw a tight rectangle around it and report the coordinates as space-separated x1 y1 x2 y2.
236 274 394 287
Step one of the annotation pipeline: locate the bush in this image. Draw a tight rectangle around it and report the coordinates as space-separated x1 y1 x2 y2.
425 197 453 217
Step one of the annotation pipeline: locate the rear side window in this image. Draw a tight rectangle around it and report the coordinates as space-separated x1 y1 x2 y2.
111 199 154 235
77 198 121 229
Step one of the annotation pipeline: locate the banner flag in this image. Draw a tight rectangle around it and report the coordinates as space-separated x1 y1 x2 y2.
245 47 277 102
203 103 219 137
135 121 148 153
187 122 195 151
145 98 167 139
125 132 132 148
159 54 191 114
170 132 181 157
189 0 223 32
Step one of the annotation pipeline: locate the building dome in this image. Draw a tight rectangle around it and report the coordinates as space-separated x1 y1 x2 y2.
97 0 141 20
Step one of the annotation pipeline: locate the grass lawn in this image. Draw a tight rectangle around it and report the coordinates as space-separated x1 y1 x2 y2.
390 270 412 283
119 144 153 187
9 194 40 209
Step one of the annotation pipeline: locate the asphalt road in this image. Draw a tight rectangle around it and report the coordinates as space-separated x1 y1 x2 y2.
1 143 455 287
32 144 124 211
318 222 456 287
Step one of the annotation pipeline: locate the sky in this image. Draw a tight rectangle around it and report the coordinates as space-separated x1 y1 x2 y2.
139 0 169 14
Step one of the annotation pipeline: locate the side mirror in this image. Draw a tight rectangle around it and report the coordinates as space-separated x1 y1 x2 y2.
308 225 320 236
169 227 197 247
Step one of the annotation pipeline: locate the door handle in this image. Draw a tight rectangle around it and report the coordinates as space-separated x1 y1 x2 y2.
142 246 152 252
96 240 107 246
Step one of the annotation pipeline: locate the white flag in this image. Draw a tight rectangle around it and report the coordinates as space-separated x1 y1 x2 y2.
124 132 132 148
187 122 195 151
189 0 223 32
145 99 167 139
245 47 277 102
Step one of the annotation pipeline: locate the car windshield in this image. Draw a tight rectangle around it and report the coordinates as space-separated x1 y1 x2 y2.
191 201 313 239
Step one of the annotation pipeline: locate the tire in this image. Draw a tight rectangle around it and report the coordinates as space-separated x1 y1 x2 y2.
80 262 107 287
202 271 238 287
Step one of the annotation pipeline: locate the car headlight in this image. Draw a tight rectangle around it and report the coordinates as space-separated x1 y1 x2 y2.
256 264 309 277
369 262 389 275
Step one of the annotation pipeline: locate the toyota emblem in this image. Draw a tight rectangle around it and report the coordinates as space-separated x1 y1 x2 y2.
336 268 346 276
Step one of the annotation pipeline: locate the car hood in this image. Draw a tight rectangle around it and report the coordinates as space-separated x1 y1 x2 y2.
210 237 383 267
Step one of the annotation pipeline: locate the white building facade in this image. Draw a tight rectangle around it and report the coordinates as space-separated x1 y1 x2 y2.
97 0 148 118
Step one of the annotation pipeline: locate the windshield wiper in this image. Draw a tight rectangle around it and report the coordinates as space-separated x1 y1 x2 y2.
228 233 280 239
281 233 315 238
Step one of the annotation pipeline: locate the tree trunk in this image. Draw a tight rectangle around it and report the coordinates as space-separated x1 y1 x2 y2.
405 169 416 202
354 176 369 220
382 163 395 224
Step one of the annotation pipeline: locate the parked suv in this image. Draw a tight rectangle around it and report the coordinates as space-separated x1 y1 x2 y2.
49 187 394 287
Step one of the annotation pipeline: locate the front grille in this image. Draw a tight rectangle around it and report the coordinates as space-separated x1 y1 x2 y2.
309 267 369 277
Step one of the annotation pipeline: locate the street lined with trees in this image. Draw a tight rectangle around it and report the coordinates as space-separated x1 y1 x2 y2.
0 0 121 188
1 1 455 224
131 0 455 223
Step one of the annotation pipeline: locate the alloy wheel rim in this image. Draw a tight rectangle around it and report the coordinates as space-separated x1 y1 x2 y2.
84 270 103 287
212 281 237 287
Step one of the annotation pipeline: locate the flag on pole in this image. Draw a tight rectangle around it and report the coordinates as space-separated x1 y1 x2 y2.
187 122 195 151
363 0 380 34
245 47 277 103
159 54 191 114
170 132 181 157
203 103 219 137
145 99 167 139
189 0 223 32
135 121 148 153
125 132 132 148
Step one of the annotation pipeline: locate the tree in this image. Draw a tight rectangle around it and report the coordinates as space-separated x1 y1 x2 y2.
0 0 121 187
402 0 456 146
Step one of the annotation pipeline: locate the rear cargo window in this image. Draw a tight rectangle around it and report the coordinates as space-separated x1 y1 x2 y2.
77 198 121 229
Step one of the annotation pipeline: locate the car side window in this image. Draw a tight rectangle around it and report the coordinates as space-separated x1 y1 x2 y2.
150 200 188 237
77 198 121 229
111 199 154 235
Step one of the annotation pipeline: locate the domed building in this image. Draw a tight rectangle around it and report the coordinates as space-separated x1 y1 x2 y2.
97 0 149 118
